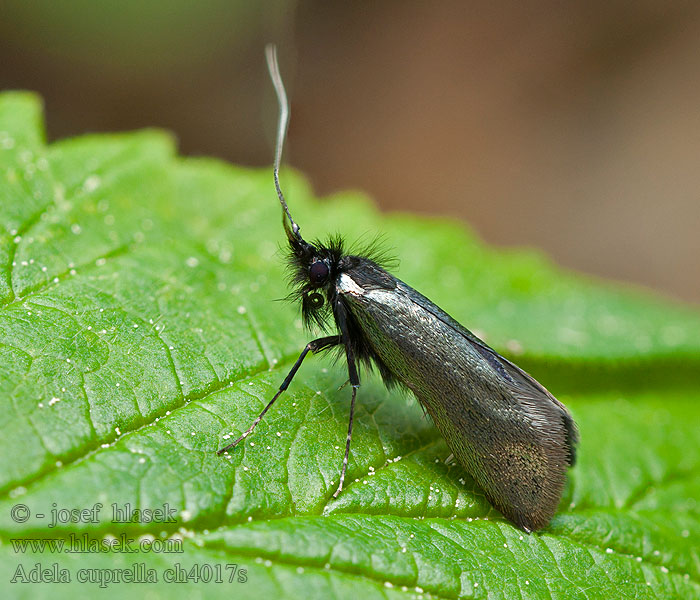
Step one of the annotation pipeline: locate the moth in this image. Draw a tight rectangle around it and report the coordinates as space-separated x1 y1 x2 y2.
218 45 579 532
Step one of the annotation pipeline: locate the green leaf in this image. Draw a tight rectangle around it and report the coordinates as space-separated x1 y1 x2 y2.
0 92 698 599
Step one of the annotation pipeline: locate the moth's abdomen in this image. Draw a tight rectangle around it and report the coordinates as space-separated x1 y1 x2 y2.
337 269 575 531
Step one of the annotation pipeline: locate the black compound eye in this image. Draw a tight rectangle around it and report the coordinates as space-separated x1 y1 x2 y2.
307 292 324 308
309 260 329 285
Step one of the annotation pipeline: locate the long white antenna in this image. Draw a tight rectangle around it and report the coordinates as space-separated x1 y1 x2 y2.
265 44 302 241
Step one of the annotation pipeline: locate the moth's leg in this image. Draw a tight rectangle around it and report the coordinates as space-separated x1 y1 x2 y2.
217 335 341 455
333 384 357 498
333 303 360 498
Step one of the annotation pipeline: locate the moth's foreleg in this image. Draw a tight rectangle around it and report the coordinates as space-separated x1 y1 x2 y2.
217 335 341 455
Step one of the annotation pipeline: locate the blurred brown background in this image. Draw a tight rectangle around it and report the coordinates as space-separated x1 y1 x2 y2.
1 1 698 302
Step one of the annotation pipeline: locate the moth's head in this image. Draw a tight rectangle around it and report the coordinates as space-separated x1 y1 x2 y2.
285 225 345 330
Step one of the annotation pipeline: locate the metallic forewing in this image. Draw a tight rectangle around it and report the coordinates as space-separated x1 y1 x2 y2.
337 264 576 531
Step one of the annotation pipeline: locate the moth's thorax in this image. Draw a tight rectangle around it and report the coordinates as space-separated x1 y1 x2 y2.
336 272 399 310
335 258 398 298
336 272 365 297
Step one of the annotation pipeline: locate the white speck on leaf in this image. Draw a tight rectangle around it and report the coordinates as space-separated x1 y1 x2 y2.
83 175 101 192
